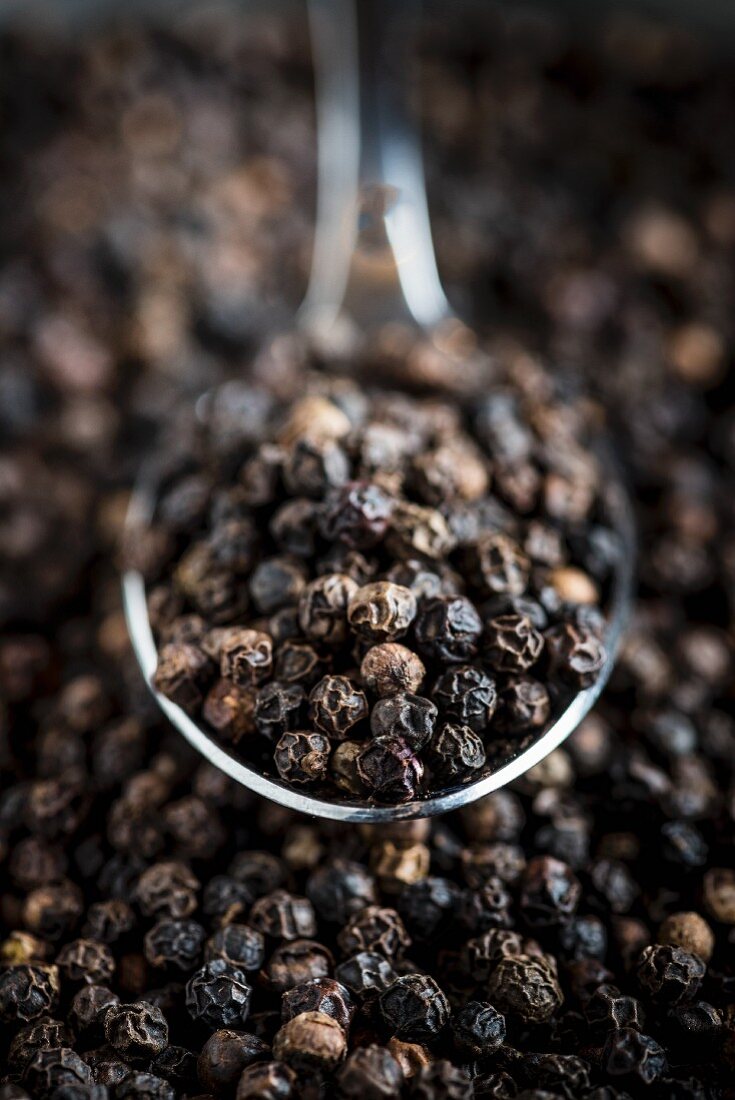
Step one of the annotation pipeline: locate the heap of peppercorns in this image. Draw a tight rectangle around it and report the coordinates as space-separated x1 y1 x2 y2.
0 4 735 1099
142 370 614 804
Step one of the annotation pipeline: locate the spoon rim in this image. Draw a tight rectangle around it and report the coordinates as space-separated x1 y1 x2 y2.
121 447 635 822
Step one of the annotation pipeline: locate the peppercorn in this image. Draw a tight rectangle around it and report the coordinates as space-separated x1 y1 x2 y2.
249 557 307 615
379 974 449 1040
143 919 205 972
68 984 119 1040
387 500 456 561
457 878 512 933
347 582 417 643
274 730 330 786
497 676 550 733
451 1001 506 1056
584 984 645 1032
337 1044 405 1099
23 881 84 941
665 1001 723 1061
103 1000 168 1060
602 1027 667 1084
271 1010 346 1071
335 952 396 999
410 1061 473 1100
658 912 714 963
306 859 377 924
337 905 411 958
56 939 115 986
544 622 606 688
22 1048 92 1098
414 596 483 664
484 614 544 673
134 862 200 921
370 693 437 750
8 1018 73 1075
320 481 395 549
197 1030 270 1092
235 1061 297 1100
0 963 59 1024
203 680 257 743
185 959 252 1029
282 437 349 498
202 874 251 924
519 856 581 927
330 741 366 795
309 676 368 738
428 722 486 782
486 954 563 1023
270 498 321 558
219 629 273 687
703 868 735 924
281 977 354 1032
432 665 497 732
153 643 211 712
357 736 424 803
250 890 317 941
636 944 705 1004
298 574 357 645
81 901 136 946
114 1071 175 1100
254 682 306 741
265 940 334 994
205 925 265 972
273 640 330 686
361 644 426 697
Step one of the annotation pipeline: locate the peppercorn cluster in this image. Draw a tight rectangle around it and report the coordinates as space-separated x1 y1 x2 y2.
145 379 612 803
1 6 735 1100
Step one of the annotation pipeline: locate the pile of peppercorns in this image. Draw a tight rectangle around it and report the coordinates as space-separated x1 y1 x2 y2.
144 370 614 804
1 4 735 1099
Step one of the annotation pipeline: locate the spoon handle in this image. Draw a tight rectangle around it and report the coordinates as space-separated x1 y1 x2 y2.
300 0 451 335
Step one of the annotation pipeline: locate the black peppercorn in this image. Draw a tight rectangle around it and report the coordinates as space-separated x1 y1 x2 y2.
265 940 334 994
519 856 581 928
414 596 483 664
451 1000 506 1057
309 675 368 738
254 682 306 741
205 924 265 972
0 963 59 1024
357 736 424 803
197 1030 270 1092
428 722 486 782
337 1044 405 1099
602 1027 667 1084
432 665 497 732
320 481 395 549
337 905 411 958
636 944 705 1005
22 1048 92 1098
185 959 252 1029
144 919 206 972
486 954 563 1023
484 614 544 673
250 890 317 941
274 730 330 786
298 574 357 645
249 557 307 615
585 984 645 1032
410 1060 473 1100
335 952 396 999
235 1061 297 1100
281 977 354 1032
370 693 437 751
114 1071 175 1100
379 974 450 1040
544 622 606 689
348 582 417 643
103 1001 168 1061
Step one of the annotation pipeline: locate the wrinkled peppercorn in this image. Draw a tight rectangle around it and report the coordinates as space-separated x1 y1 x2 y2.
379 974 449 1040
370 693 437 750
205 924 265 972
185 959 252 1029
451 1000 506 1056
103 1001 168 1060
486 954 563 1023
0 964 59 1024
414 596 483 664
144 919 206 972
274 730 330 786
236 1061 297 1100
309 676 368 738
198 1030 270 1092
636 944 705 1004
484 614 544 674
337 905 411 958
337 1044 405 1098
357 736 424 803
281 977 354 1031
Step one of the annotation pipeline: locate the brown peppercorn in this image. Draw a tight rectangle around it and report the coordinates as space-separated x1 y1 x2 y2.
153 642 211 712
330 741 367 795
360 644 426 697
703 867 735 924
299 574 358 644
498 676 550 732
0 963 60 1024
249 890 317 941
412 439 489 504
387 500 456 560
338 1044 405 1098
274 731 331 787
264 940 334 995
134 861 200 920
471 532 531 596
370 841 430 892
658 911 715 962
236 1060 297 1100
386 1037 431 1079
220 629 273 687
428 722 486 782
544 621 606 688
282 437 349 498
198 1030 270 1093
347 582 417 643
279 396 352 446
203 679 257 743
55 938 115 985
337 905 411 958
272 1010 346 1071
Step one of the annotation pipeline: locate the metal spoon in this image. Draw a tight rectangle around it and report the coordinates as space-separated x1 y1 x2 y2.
122 0 635 821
